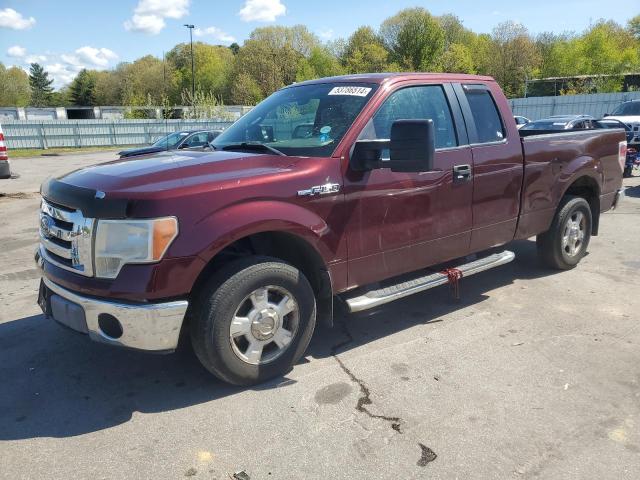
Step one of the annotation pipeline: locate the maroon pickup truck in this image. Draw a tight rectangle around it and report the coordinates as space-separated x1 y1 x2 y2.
35 73 626 385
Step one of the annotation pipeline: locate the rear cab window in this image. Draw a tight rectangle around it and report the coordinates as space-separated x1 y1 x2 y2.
461 85 505 144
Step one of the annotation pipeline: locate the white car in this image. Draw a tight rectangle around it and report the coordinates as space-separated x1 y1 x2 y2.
0 123 10 179
605 100 640 146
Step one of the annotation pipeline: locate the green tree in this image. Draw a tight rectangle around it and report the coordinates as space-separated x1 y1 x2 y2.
380 8 445 70
69 69 96 106
438 14 476 48
167 43 233 103
296 46 344 81
486 22 540 97
342 26 391 73
439 43 476 74
228 72 263 105
93 69 122 105
249 25 320 56
28 63 54 107
629 15 640 40
0 63 31 106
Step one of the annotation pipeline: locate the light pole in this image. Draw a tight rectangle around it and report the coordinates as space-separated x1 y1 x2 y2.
183 24 195 113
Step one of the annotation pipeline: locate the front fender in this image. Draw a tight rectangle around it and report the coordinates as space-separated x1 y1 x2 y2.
171 200 338 265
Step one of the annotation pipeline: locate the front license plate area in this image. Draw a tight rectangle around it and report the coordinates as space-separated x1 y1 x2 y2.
38 280 52 316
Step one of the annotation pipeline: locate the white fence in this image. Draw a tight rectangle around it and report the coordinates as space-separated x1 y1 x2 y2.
4 91 640 149
509 92 640 120
2 119 234 149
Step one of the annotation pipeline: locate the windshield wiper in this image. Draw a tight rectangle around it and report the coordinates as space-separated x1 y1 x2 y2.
219 142 286 156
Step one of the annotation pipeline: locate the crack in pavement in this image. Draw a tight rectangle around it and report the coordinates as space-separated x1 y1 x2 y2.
330 316 403 433
329 315 438 466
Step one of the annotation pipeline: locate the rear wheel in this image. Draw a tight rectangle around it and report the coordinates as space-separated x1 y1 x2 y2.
537 196 592 270
190 257 316 385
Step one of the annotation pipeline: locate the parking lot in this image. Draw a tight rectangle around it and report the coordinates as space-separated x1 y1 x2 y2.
1 153 639 479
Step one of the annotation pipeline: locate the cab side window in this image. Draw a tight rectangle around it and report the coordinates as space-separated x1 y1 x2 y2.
463 88 505 143
359 85 458 150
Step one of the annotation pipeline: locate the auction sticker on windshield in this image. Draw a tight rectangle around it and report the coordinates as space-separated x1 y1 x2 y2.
328 86 372 97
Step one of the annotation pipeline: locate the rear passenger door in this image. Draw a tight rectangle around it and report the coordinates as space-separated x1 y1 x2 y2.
343 83 474 287
453 83 524 251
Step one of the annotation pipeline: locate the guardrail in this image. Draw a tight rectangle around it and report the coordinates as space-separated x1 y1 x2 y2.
1 119 234 149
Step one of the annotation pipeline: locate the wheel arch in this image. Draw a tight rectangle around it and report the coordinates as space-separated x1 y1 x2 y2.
560 174 601 235
191 230 334 328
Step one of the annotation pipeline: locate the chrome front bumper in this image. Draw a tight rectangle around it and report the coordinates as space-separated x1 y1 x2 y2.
40 276 188 352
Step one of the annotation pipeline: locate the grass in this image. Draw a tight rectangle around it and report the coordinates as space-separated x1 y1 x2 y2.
8 145 135 158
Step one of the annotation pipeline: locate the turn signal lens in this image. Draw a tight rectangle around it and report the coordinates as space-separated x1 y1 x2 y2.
153 217 178 260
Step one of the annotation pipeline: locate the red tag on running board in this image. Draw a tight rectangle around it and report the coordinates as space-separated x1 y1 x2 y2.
441 268 463 299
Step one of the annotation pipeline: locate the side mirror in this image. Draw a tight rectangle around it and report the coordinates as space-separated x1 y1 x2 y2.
351 119 435 173
603 113 610 117
388 119 435 173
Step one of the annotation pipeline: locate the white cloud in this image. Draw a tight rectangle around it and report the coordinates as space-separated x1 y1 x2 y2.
8 45 118 88
318 29 334 40
124 0 189 34
194 26 235 44
26 54 48 64
7 45 26 58
239 0 286 22
75 46 118 67
45 63 79 88
61 47 117 68
0 8 36 30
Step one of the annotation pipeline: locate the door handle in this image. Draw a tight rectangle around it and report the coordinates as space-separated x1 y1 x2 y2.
453 164 472 183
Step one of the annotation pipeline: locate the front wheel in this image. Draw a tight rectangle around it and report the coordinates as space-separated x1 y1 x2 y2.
190 257 316 386
537 196 592 270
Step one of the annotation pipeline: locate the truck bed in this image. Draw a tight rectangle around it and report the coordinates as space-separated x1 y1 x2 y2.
515 128 625 239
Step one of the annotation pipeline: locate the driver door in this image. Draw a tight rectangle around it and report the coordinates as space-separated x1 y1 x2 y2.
342 83 474 288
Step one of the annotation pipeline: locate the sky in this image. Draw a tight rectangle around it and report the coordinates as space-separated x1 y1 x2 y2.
0 0 638 88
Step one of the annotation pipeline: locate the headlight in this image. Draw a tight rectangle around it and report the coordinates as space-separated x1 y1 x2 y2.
94 217 178 279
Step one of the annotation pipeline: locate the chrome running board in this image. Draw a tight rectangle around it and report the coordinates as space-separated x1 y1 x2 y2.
345 250 515 313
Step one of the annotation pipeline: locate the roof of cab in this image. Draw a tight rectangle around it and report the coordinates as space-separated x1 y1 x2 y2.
288 72 496 88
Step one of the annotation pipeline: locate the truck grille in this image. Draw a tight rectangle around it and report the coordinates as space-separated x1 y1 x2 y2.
40 199 95 276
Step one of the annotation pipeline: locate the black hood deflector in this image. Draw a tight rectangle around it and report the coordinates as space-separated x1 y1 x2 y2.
41 177 129 219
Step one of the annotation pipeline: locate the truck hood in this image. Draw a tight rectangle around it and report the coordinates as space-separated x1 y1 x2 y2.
56 150 296 197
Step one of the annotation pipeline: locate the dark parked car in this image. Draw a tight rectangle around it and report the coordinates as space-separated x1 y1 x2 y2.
520 114 597 133
118 130 222 158
514 115 530 129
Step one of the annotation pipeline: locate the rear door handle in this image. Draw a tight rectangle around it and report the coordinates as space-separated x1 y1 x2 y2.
453 164 472 183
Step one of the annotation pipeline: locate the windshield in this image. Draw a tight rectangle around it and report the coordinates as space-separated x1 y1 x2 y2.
153 132 189 148
521 120 569 131
611 102 640 116
212 83 378 157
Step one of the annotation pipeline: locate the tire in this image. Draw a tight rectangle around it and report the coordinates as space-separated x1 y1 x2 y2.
190 256 316 386
623 166 632 178
536 196 592 270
